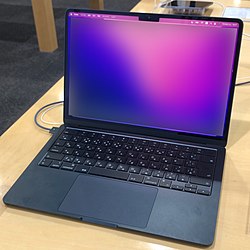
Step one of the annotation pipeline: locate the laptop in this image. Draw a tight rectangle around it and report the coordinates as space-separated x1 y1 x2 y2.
3 9 243 246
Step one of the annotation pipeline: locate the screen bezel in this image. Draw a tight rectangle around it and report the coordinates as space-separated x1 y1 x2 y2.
63 9 243 147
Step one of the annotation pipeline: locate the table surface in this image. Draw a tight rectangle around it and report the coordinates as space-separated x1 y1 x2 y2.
1 1 250 249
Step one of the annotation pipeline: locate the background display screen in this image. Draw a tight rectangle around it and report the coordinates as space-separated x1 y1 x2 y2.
66 12 239 137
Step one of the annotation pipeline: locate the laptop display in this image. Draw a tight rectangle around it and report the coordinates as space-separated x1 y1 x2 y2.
66 12 240 138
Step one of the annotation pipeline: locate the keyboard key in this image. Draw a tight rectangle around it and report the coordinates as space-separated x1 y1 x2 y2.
203 149 217 156
197 188 211 196
128 152 138 158
115 156 126 164
149 155 160 162
144 176 159 186
159 179 171 188
201 155 216 164
94 153 105 160
39 159 52 167
182 146 192 153
171 184 184 191
116 149 127 156
82 138 92 144
85 145 96 151
134 145 144 152
190 177 212 187
83 151 94 158
64 129 78 135
123 144 133 150
63 155 75 162
159 143 170 149
50 146 63 153
161 157 172 164
177 174 189 182
190 154 200 161
162 164 173 172
149 162 161 170
61 163 76 171
155 149 166 155
185 184 197 189
102 140 112 147
50 160 62 169
60 134 72 141
166 150 176 157
63 148 74 155
89 167 129 180
112 142 122 148
106 162 118 170
138 153 149 160
73 150 84 157
129 166 141 174
193 148 216 156
173 158 184 165
95 146 106 153
117 136 128 143
173 165 185 174
186 167 197 176
54 140 65 147
172 144 184 151
177 152 190 159
138 140 149 146
185 160 197 168
71 136 82 142
165 172 177 180
197 167 213 179
84 159 97 166
95 160 107 168
73 157 85 164
87 132 98 138
117 164 129 172
141 168 152 176
129 174 144 183
148 141 159 147
145 147 154 153
192 148 203 154
127 158 138 166
75 143 84 149
128 138 138 144
184 187 196 193
138 160 148 168
45 152 64 161
75 165 90 173
152 170 165 178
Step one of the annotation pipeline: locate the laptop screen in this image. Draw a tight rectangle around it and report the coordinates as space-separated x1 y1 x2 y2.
65 11 241 138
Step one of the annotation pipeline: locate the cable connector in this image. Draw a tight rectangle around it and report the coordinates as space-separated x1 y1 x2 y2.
49 127 60 135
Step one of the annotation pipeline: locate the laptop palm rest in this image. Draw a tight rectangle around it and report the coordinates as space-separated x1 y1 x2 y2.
59 175 158 228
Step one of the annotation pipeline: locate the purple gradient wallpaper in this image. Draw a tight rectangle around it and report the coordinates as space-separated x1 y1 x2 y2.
67 14 238 137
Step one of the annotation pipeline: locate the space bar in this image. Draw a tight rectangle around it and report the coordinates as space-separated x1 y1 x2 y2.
89 167 129 180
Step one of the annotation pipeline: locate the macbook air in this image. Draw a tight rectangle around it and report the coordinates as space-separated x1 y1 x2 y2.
3 9 243 246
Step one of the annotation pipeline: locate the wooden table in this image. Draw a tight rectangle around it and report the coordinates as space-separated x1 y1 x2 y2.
1 1 250 249
31 0 104 52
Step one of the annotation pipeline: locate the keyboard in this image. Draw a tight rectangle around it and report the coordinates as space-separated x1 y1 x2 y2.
39 128 217 196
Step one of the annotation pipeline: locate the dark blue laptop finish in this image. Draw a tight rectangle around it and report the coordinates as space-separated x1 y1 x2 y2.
4 9 243 246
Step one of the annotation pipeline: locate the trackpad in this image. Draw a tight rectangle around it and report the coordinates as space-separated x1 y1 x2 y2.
59 175 158 228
